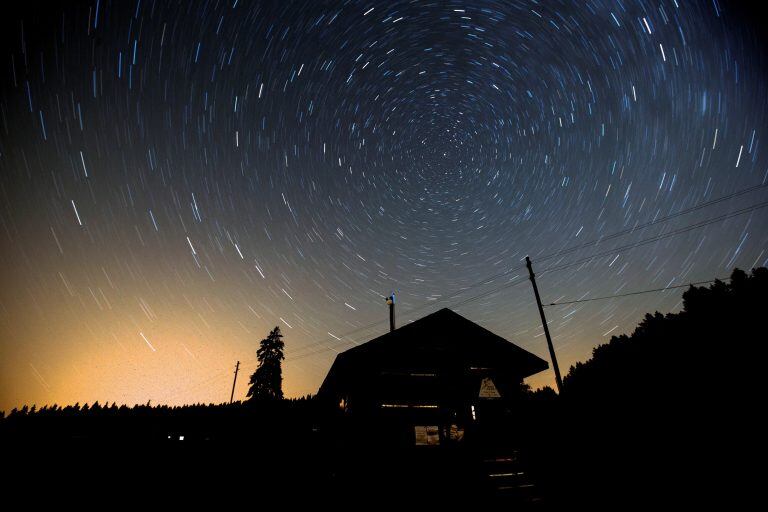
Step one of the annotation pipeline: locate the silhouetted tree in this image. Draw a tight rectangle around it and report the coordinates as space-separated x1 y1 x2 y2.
246 326 285 401
562 267 767 403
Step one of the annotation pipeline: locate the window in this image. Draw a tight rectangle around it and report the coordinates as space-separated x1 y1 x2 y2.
414 425 440 446
449 424 465 442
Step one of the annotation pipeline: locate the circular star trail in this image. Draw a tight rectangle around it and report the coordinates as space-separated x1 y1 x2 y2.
1 0 766 409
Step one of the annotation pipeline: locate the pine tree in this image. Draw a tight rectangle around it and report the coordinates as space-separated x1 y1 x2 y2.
247 326 285 401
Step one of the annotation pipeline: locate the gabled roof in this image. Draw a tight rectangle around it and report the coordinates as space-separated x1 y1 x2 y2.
318 308 548 396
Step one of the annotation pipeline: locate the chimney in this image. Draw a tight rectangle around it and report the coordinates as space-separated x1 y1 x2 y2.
386 293 396 332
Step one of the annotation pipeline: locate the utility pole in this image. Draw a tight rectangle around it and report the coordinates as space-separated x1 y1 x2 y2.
230 360 240 404
525 256 564 394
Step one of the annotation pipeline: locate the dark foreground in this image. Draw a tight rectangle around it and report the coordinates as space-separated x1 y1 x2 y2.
1 396 758 507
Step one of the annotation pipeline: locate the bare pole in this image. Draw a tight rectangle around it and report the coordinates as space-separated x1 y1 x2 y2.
386 293 396 332
230 360 240 404
525 257 564 394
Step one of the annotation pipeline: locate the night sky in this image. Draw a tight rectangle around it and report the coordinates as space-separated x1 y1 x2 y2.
1 0 766 412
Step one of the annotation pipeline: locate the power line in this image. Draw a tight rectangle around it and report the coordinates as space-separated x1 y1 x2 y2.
284 183 768 360
535 182 768 265
286 280 524 361
285 277 532 363
285 198 768 362
544 278 728 307
284 314 395 359
284 184 768 359
165 260 738 400
162 185 768 401
403 199 767 315
537 200 768 277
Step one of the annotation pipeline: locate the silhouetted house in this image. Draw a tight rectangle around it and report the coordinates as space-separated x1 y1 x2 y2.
318 308 548 447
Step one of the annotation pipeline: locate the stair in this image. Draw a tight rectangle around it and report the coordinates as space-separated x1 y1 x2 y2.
481 450 544 505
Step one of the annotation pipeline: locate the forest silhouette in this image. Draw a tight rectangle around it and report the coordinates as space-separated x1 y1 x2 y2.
2 267 764 505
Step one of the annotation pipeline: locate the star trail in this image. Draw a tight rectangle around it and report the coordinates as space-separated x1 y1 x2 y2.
1 0 766 411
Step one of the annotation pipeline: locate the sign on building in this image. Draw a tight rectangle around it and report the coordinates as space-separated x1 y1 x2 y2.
478 377 501 398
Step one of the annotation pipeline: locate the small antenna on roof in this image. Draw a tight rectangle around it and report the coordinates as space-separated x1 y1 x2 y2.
385 293 396 332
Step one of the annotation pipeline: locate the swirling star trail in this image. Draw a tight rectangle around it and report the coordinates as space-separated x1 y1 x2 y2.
1 0 766 410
